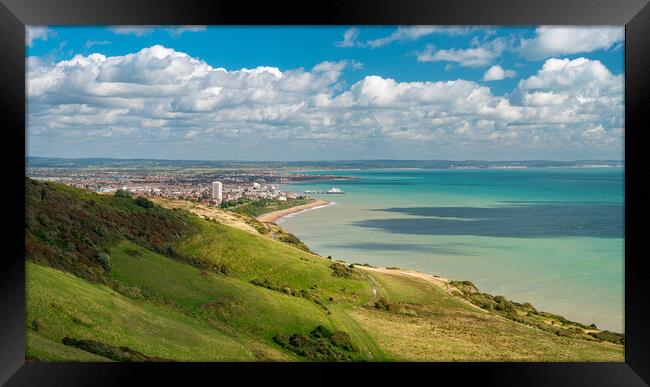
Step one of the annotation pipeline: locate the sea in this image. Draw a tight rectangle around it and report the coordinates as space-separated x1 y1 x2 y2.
280 167 624 332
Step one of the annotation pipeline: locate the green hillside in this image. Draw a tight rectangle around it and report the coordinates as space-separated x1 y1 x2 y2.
25 178 624 361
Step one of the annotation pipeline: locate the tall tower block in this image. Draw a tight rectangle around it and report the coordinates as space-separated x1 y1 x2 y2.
212 181 223 203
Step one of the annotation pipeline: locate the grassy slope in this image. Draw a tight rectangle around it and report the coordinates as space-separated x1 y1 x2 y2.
25 179 624 361
352 268 623 361
221 197 311 218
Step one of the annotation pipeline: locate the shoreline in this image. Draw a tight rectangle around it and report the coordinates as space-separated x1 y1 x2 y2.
256 199 333 223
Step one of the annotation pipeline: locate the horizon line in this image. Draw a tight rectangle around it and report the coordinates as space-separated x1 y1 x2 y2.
25 156 625 163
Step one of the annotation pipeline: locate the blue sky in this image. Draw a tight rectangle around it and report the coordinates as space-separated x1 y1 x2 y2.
26 26 624 160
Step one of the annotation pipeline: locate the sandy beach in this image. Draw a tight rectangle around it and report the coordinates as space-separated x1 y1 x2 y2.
256 199 331 223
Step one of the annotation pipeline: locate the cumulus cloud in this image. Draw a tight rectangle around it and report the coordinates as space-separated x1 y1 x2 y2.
416 38 507 67
26 26 56 47
482 65 517 81
27 45 623 158
510 57 623 148
519 26 623 60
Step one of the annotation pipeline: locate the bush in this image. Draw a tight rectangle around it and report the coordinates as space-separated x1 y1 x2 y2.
330 332 357 352
374 297 395 311
273 326 359 361
330 262 359 279
312 325 333 338
61 337 170 361
96 252 111 271
114 189 132 199
589 330 625 345
135 196 154 209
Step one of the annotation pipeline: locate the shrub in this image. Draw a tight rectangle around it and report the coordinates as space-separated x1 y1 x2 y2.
374 297 395 311
330 262 359 279
114 189 132 199
589 330 625 345
96 252 111 271
61 337 170 361
312 325 333 338
135 196 154 209
330 332 357 352
273 326 359 361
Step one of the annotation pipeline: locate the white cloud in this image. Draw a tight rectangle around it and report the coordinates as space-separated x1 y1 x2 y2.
85 40 112 49
165 26 207 37
482 65 517 81
336 28 360 47
109 26 154 37
109 26 208 38
417 38 507 68
519 26 623 60
366 26 476 48
511 57 623 147
26 26 56 47
27 46 623 156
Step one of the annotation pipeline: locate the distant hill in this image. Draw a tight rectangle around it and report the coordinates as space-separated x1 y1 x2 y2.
25 178 624 361
26 156 624 170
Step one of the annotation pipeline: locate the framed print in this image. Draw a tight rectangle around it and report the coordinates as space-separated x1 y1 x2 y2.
1 0 649 385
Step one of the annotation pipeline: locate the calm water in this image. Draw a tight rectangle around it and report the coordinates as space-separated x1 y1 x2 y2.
281 168 624 332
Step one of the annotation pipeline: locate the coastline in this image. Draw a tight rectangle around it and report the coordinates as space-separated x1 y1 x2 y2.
256 199 333 223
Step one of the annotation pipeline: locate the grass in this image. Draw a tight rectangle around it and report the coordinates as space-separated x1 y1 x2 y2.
109 240 333 341
221 197 312 218
27 332 112 362
25 179 626 362
26 262 258 361
346 269 624 361
175 218 372 306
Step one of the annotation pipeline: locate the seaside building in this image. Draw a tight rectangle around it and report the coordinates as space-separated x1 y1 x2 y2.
212 181 223 203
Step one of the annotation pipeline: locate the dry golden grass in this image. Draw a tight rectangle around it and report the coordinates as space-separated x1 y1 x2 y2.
150 197 258 234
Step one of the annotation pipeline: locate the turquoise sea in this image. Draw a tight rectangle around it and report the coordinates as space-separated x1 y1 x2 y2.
280 168 624 332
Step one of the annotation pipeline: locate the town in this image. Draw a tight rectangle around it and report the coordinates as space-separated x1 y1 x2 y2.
26 163 351 206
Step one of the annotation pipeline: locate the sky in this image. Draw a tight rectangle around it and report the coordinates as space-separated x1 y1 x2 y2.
26 26 624 161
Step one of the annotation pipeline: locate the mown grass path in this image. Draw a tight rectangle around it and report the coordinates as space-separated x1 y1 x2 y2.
329 305 388 361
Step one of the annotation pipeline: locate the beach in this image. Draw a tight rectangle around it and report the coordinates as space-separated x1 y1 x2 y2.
256 199 332 223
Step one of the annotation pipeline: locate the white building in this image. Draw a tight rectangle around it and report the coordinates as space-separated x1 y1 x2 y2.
212 181 223 203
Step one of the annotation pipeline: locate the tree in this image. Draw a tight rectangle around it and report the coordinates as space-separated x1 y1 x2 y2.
114 189 132 199
135 196 154 209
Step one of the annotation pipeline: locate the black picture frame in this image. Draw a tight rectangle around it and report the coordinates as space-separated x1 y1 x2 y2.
1 0 649 385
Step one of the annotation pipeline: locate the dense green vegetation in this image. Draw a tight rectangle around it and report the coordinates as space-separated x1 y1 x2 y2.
273 325 359 361
449 280 625 344
26 178 195 282
25 178 625 362
220 197 310 218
